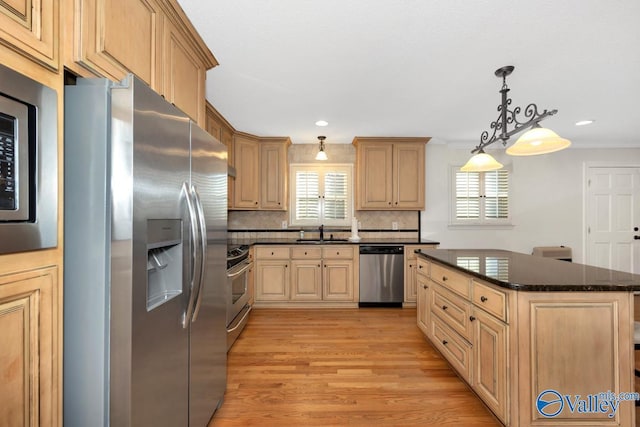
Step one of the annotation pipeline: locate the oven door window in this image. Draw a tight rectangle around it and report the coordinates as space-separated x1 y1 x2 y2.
230 264 249 304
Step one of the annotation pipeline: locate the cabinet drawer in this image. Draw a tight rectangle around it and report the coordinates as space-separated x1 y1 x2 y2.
431 283 473 341
430 315 472 383
322 246 354 259
416 258 429 277
291 246 322 259
431 263 471 299
255 246 290 259
472 280 508 322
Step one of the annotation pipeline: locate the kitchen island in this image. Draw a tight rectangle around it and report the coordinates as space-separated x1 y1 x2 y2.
415 249 640 427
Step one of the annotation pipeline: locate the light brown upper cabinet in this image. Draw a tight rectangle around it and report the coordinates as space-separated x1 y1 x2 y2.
67 0 217 125
0 0 58 69
232 134 290 210
205 102 235 206
353 137 430 210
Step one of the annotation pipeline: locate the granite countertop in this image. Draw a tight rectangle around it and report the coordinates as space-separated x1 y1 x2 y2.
417 248 640 292
228 238 441 246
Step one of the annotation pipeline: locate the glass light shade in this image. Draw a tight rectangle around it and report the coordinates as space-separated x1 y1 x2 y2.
315 148 328 161
460 152 503 172
506 126 571 156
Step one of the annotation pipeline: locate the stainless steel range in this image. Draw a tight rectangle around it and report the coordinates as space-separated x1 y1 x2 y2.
226 244 252 350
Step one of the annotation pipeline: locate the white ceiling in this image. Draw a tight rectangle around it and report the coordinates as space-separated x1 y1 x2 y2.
177 0 640 149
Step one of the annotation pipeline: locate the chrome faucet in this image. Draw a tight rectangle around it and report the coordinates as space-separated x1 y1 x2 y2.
319 224 324 241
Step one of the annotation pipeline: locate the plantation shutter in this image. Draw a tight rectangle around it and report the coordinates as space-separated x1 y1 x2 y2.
456 171 481 220
324 171 348 220
483 170 509 219
453 168 510 224
295 170 320 221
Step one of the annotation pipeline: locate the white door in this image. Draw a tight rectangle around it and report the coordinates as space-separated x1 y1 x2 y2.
586 166 640 273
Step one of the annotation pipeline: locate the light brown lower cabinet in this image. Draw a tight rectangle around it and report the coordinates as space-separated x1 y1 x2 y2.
417 259 635 427
0 267 59 427
254 245 357 306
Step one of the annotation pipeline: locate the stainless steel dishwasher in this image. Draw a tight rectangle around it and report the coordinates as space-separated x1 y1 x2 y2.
359 245 404 307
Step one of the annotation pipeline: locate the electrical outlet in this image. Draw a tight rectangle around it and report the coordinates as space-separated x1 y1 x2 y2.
392 221 398 230
281 221 288 229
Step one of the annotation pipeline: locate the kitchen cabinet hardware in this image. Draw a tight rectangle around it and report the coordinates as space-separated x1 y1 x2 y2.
423 285 428 289
634 235 640 240
442 276 448 281
442 305 448 310
442 340 448 345
469 316 476 322
480 296 488 302
634 227 638 231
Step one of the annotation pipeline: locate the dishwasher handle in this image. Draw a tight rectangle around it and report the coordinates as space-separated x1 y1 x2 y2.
359 246 404 255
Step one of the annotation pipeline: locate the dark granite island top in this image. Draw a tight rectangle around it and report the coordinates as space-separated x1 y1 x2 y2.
416 248 640 292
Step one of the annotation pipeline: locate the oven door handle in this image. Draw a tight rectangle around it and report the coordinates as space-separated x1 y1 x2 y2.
227 260 252 278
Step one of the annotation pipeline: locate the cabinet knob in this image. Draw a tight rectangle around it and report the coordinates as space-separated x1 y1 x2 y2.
442 276 448 281
285 264 288 268
409 264 413 268
469 316 476 322
423 285 428 289
336 252 340 255
442 305 448 311
255 201 258 205
442 340 448 345
271 252 274 255
395 201 398 205
388 202 392 205
317 264 321 267
480 296 488 303
304 251 307 255
418 265 423 269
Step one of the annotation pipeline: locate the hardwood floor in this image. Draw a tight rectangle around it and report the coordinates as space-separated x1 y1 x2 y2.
209 308 501 426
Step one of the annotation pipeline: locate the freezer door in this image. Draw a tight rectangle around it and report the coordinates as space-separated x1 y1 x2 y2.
188 123 228 425
110 76 192 427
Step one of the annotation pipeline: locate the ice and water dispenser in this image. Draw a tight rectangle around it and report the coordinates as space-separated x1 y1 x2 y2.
146 219 183 311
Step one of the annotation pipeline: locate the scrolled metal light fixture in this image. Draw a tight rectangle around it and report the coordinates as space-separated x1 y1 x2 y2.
462 65 570 172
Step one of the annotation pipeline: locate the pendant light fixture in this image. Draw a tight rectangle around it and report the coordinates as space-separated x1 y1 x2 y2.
315 135 328 160
462 66 571 172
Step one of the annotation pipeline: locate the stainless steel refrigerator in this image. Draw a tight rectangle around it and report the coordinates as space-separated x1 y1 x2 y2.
64 75 227 426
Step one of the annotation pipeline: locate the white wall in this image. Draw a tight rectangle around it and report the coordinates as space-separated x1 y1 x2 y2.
421 144 640 263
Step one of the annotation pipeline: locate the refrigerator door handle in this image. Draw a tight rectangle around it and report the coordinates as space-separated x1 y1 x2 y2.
182 182 201 328
191 185 207 322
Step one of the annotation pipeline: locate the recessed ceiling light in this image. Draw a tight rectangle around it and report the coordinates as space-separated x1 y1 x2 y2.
575 120 594 126
315 120 328 127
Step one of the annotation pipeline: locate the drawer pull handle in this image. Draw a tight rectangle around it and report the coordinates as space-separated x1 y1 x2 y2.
469 316 476 322
442 340 448 345
480 296 488 302
442 305 448 311
442 276 448 281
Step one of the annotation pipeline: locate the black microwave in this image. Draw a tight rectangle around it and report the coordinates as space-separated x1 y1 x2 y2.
0 64 57 254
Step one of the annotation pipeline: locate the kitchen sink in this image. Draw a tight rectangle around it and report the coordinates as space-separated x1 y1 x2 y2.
296 238 349 243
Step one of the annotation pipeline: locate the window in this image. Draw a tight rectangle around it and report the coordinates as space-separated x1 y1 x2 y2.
451 167 510 225
290 164 353 226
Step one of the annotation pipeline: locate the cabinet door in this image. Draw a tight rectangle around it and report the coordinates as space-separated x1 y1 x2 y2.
323 261 354 301
255 261 289 301
357 143 393 209
0 0 58 69
260 142 287 210
290 261 322 301
405 260 418 303
233 136 260 209
472 309 508 425
74 0 162 86
393 143 425 209
0 267 58 427
162 16 206 124
416 274 430 335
